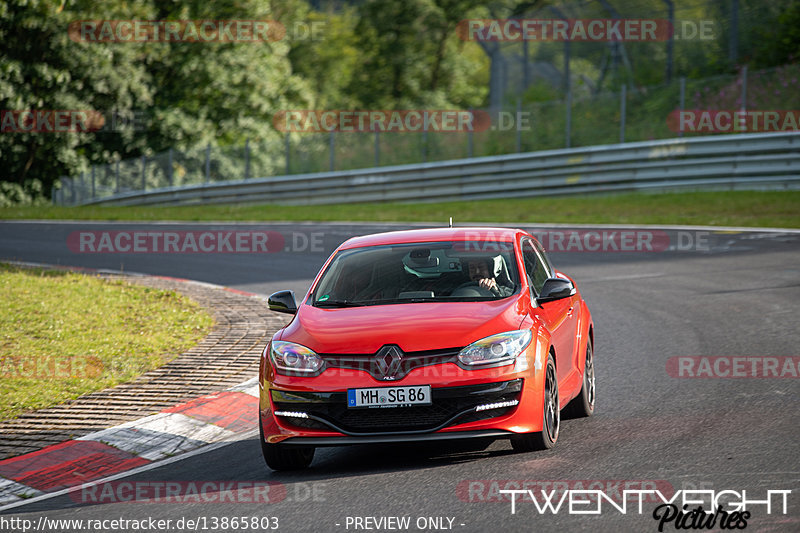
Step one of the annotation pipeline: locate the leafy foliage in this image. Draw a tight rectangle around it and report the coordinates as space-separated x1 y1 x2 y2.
0 0 797 196
0 179 48 207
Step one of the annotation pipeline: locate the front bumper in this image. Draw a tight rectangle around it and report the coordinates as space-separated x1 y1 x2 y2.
270 379 523 436
272 430 515 446
260 338 550 444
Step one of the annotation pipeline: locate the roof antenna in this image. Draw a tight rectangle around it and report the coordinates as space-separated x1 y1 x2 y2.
449 216 453 228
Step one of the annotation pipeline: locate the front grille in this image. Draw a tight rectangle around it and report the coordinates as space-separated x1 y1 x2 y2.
272 379 522 435
320 347 461 381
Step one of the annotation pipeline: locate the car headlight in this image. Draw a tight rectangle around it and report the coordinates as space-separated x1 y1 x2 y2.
269 341 324 374
458 330 532 368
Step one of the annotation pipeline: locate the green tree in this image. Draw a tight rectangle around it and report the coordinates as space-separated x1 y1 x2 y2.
288 6 362 108
0 0 152 189
750 0 800 67
346 0 487 108
0 0 312 192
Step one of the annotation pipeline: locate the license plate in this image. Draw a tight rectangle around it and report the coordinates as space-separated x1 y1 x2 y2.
347 385 432 408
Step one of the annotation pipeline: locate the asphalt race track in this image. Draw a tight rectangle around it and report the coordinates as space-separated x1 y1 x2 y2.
1 220 799 533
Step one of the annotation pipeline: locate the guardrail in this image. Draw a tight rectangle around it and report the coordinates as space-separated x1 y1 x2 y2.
64 132 800 207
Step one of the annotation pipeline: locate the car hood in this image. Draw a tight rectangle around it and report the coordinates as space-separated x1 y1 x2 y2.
279 297 528 354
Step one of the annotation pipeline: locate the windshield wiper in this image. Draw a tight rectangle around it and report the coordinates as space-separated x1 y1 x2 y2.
314 299 366 308
367 297 438 304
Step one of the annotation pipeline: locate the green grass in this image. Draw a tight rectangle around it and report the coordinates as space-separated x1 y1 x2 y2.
0 264 214 420
2 191 799 228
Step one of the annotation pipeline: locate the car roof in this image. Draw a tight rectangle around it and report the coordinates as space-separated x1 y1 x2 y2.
338 227 523 250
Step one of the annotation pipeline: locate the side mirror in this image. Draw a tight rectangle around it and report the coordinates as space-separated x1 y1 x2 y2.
268 290 298 315
537 278 575 303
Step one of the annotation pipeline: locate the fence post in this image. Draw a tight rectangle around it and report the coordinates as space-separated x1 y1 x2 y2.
168 148 173 186
565 80 572 148
620 84 627 143
740 65 748 115
141 155 147 191
422 130 428 163
468 127 474 158
729 0 739 65
374 131 380 167
285 133 290 175
115 158 120 192
204 144 211 183
329 131 335 171
516 98 522 153
665 0 674 83
679 76 686 138
91 165 96 198
244 139 251 180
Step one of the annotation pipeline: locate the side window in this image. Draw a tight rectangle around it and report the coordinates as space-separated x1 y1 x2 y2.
521 240 550 296
532 238 554 275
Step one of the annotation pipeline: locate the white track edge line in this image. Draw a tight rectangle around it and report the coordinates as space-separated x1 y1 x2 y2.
0 429 259 513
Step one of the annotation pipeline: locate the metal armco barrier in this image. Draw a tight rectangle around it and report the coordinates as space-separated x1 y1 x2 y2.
71 132 800 207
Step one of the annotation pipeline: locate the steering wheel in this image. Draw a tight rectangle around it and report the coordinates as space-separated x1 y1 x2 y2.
452 281 497 297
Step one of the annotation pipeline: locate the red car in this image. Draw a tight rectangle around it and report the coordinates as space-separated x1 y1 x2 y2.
259 227 595 470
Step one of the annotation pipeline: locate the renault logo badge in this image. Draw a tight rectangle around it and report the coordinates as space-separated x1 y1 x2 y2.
374 345 403 380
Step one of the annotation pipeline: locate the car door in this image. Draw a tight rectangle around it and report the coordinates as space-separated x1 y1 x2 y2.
522 238 578 387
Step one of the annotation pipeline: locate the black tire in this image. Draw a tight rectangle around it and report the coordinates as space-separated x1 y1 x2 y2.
259 417 315 471
564 339 595 419
511 354 559 452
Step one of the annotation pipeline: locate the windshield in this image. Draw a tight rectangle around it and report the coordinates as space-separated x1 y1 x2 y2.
311 241 519 307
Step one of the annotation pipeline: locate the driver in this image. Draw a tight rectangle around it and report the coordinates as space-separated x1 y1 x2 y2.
463 257 514 297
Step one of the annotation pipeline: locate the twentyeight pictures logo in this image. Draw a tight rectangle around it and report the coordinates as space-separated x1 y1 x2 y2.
495 487 791 516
